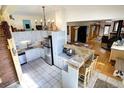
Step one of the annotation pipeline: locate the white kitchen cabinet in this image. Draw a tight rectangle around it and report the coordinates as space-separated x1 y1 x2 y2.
62 66 79 88
39 48 45 59
25 48 45 62
54 56 64 69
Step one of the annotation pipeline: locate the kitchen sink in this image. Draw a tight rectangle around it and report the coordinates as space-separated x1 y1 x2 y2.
25 47 34 50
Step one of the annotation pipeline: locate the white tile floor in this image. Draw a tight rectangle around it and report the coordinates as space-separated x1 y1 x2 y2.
8 58 124 88
21 58 62 88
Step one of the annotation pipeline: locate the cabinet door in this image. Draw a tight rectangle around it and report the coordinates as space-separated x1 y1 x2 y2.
39 48 45 59
62 66 79 88
54 56 63 69
25 48 39 62
25 49 34 62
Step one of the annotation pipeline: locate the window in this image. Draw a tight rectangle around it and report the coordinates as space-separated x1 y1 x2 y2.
113 21 119 31
104 25 111 35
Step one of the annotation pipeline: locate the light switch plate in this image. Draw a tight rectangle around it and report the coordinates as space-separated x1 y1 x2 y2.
0 78 2 83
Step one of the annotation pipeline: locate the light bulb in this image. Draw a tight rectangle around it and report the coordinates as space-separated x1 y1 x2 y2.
35 19 37 22
40 19 42 22
51 19 55 23
47 19 51 23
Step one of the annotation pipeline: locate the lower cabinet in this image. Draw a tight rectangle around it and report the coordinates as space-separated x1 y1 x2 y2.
25 48 45 62
62 66 79 88
54 56 64 69
39 48 45 59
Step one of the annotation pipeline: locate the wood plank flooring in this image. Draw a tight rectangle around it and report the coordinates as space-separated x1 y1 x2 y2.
87 39 122 81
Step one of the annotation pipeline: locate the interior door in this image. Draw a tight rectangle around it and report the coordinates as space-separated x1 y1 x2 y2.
71 26 76 43
77 26 87 43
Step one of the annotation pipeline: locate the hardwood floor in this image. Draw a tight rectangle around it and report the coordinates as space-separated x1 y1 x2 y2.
87 38 122 81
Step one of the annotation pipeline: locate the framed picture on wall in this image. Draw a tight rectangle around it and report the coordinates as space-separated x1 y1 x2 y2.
23 20 31 31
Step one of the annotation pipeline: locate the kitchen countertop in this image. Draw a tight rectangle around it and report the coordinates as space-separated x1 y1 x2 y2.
59 53 73 60
17 45 44 55
111 42 124 51
59 44 94 69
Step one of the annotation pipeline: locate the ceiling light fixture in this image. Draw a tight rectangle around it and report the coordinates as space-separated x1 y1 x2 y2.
42 6 57 31
42 6 47 30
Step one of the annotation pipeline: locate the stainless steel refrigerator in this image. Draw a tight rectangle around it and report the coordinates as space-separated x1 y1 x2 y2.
43 35 54 65
43 31 66 68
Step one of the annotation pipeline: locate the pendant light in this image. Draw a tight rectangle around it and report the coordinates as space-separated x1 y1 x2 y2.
42 6 47 30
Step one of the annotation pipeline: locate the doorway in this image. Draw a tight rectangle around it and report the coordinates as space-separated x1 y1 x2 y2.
88 24 100 40
77 26 87 43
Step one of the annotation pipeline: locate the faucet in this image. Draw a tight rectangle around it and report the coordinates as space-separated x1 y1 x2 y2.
27 42 32 48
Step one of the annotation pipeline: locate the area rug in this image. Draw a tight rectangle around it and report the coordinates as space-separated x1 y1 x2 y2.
93 79 117 88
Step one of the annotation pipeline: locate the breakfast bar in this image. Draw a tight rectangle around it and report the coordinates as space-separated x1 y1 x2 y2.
61 44 94 88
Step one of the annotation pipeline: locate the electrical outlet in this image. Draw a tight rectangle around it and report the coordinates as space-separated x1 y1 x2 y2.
0 78 2 83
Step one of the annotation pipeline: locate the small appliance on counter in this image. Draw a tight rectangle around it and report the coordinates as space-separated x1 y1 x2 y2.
63 47 75 56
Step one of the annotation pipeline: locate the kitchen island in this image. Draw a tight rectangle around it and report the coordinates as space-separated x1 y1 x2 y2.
61 44 94 88
109 41 124 62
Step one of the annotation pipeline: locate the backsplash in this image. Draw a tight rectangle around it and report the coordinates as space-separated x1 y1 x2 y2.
12 31 48 49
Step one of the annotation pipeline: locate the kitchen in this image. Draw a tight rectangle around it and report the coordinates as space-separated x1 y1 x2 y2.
11 30 66 87
11 27 96 88
1 5 124 88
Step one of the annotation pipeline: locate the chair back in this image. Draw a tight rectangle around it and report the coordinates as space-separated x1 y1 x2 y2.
84 56 99 87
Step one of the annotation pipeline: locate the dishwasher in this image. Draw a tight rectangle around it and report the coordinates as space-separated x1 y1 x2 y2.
18 52 27 65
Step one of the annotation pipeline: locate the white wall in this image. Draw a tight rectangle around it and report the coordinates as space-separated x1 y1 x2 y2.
65 6 124 22
4 13 55 30
10 14 42 30
2 6 56 30
3 5 124 40
54 5 124 32
55 8 67 31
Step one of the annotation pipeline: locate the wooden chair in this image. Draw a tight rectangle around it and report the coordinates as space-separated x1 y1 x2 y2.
84 56 99 87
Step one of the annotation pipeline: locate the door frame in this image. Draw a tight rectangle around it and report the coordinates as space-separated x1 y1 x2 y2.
6 30 26 87
7 38 26 87
70 26 76 43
